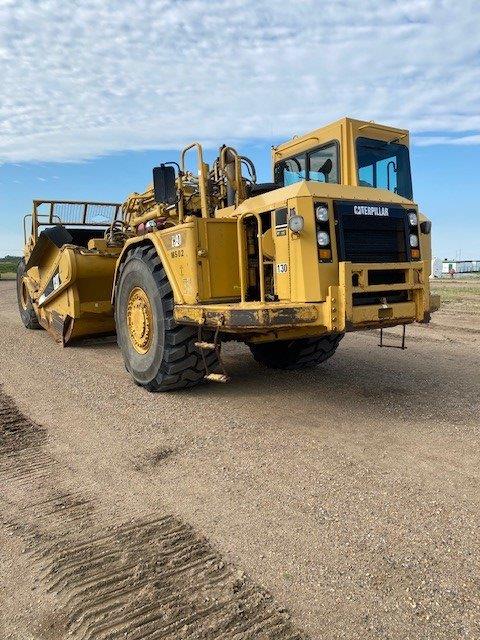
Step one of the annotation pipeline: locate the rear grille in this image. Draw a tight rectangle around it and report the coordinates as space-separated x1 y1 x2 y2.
368 269 406 286
335 201 410 263
353 290 409 306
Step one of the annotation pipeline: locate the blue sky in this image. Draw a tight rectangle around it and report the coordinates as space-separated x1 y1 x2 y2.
1 0 480 259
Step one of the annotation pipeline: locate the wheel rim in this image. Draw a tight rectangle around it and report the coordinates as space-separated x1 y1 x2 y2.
126 286 154 354
20 280 29 310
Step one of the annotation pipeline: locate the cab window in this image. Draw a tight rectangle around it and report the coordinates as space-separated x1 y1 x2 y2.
309 145 338 183
274 142 339 187
277 155 306 186
356 137 413 199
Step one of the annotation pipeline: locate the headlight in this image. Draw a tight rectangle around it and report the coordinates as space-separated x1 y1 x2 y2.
145 220 157 232
317 231 330 247
408 212 418 226
409 233 419 248
315 204 329 222
288 214 304 233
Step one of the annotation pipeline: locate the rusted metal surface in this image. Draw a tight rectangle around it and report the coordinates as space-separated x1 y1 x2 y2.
39 309 68 345
175 303 319 330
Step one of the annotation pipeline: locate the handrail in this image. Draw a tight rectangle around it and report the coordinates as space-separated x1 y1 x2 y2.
23 213 62 243
180 142 208 219
236 212 265 303
219 146 245 206
29 200 121 242
32 199 121 207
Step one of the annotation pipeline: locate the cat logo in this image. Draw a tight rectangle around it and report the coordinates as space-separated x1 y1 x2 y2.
353 205 389 217
171 233 182 248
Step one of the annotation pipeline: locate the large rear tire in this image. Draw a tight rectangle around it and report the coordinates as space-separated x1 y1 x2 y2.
115 245 218 391
16 259 42 330
248 333 344 370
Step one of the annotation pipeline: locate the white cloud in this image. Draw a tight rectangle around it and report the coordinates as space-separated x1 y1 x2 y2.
1 0 480 162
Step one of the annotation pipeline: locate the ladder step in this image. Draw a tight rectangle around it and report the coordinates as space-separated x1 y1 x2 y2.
195 341 216 351
204 373 230 383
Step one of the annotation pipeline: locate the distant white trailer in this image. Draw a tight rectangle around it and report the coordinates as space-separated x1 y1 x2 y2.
441 260 480 274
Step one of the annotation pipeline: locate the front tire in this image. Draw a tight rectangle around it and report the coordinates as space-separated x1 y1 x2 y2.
248 333 344 370
115 245 218 391
16 259 42 330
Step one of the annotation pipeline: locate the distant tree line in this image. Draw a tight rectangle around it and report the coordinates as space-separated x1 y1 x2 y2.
0 255 22 262
0 256 21 275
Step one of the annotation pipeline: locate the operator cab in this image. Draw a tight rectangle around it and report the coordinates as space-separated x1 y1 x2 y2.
272 117 413 201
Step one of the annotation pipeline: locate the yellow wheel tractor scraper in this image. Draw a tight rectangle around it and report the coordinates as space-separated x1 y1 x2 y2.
18 117 440 391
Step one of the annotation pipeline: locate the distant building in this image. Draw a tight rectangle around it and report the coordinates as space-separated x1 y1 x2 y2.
442 260 480 274
431 258 480 276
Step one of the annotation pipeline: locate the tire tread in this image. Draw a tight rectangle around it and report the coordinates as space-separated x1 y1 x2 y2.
16 259 42 330
115 245 218 391
248 333 344 370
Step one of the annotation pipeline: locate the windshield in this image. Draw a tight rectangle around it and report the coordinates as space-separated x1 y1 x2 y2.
274 142 339 187
356 137 413 200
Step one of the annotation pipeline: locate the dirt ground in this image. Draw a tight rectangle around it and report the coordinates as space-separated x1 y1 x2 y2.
0 277 479 639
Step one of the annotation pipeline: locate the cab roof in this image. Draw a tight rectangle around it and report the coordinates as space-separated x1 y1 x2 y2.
272 117 410 160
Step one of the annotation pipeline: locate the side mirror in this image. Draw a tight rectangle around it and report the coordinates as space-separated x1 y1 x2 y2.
319 158 333 176
420 220 432 234
153 164 176 205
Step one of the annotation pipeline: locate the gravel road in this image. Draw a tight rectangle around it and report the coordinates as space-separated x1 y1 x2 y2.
0 279 479 639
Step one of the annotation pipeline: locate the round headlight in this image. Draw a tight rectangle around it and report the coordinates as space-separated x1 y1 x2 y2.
317 231 330 247
288 214 304 233
408 212 418 227
145 220 157 232
315 204 329 222
409 233 419 248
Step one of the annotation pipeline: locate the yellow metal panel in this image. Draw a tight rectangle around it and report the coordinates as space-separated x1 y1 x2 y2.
29 245 118 343
196 218 240 301
272 209 290 301
157 224 199 303
351 301 416 326
339 261 427 326
287 197 321 302
114 220 240 305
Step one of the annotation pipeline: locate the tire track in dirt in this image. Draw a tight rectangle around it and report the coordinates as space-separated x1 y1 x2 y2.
0 388 307 640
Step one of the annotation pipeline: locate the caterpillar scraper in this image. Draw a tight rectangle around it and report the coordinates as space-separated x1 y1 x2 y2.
17 117 440 391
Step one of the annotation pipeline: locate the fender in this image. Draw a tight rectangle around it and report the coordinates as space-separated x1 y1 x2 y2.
111 233 186 305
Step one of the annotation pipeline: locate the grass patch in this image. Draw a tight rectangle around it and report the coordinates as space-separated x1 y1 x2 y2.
0 259 20 274
430 277 480 309
0 257 21 280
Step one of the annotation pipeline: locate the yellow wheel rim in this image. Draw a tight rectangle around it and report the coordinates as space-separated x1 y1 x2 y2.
20 280 29 310
126 287 154 354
